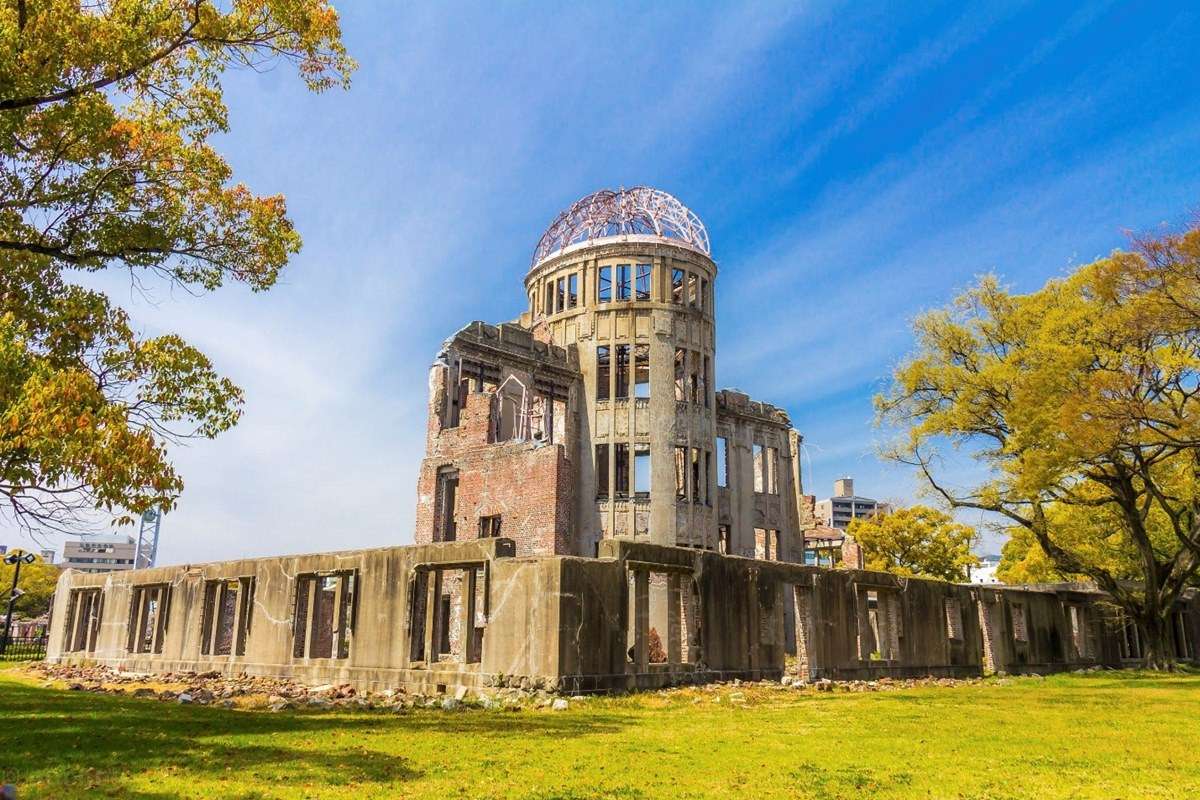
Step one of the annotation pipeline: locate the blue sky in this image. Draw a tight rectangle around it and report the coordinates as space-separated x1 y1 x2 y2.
18 1 1200 563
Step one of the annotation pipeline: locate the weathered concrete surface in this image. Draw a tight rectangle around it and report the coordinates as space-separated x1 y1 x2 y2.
48 538 1198 695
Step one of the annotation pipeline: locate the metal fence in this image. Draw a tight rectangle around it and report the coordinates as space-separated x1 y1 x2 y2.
0 634 48 661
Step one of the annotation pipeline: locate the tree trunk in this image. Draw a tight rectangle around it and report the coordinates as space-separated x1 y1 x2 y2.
1140 612 1177 671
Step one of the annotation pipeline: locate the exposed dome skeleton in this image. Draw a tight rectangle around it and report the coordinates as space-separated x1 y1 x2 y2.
531 186 711 268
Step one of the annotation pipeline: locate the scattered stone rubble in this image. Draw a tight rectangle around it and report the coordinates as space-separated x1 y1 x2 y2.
23 663 1057 714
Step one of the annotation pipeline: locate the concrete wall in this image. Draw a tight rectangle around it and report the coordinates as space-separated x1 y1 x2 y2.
46 538 1200 695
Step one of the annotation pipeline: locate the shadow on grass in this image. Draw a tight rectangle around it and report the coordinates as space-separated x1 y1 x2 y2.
0 677 633 798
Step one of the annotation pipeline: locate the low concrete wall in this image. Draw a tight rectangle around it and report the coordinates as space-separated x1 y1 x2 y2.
46 539 1200 694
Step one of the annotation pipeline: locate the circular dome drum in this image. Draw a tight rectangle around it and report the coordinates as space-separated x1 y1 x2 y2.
531 186 710 267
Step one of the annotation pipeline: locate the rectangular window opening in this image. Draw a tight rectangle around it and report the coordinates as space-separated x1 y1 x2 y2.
704 451 712 506
615 344 630 399
479 515 502 538
635 264 651 300
127 583 171 655
765 446 779 494
671 268 685 305
596 345 611 401
555 277 566 313
567 273 578 308
65 588 103 653
293 571 356 660
675 446 687 500
753 443 765 493
616 264 632 300
687 273 699 307
596 444 610 499
716 437 729 488
674 348 687 401
614 443 630 498
634 344 650 398
690 447 702 505
598 266 612 303
634 445 651 498
201 577 255 657
435 467 459 542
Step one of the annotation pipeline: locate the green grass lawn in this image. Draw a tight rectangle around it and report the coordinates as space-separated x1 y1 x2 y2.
1 664 1198 799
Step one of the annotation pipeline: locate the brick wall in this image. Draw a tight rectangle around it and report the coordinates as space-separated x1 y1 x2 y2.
415 371 576 556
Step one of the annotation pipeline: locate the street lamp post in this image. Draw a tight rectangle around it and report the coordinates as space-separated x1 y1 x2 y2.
1 551 36 654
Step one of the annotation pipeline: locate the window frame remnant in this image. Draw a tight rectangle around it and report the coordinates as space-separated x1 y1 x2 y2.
127 583 171 655
614 443 630 498
716 436 729 488
598 265 612 303
634 344 650 398
635 263 652 300
634 444 651 499
200 576 256 657
567 273 579 308
765 446 779 494
675 446 688 500
615 344 630 399
704 450 712 506
615 263 632 300
434 466 459 542
674 348 687 401
597 345 611 401
408 565 486 666
293 570 357 660
596 444 610 499
479 514 502 538
753 443 765 493
671 268 685 304
64 587 104 653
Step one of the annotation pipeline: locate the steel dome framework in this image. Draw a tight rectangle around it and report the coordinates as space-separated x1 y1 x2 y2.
531 186 710 267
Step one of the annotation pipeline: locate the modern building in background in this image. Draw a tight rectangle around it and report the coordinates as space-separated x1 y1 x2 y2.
970 555 1003 584
814 477 889 530
61 534 138 573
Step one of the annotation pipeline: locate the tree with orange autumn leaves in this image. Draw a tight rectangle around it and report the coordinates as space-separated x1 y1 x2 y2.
0 1 353 532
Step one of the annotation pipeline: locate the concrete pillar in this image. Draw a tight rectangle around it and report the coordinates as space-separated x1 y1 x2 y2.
461 569 477 664
423 569 440 663
667 573 682 666
633 568 650 672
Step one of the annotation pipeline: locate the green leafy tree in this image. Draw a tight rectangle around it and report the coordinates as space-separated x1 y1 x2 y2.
847 505 979 581
0 1 353 530
878 218 1200 668
0 549 60 618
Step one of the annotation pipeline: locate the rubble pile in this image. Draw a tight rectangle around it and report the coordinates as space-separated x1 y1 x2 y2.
26 663 1032 713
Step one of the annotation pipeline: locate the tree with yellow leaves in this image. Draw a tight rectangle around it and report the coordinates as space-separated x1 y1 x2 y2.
879 218 1200 668
847 505 979 582
0 2 353 531
0 548 59 618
